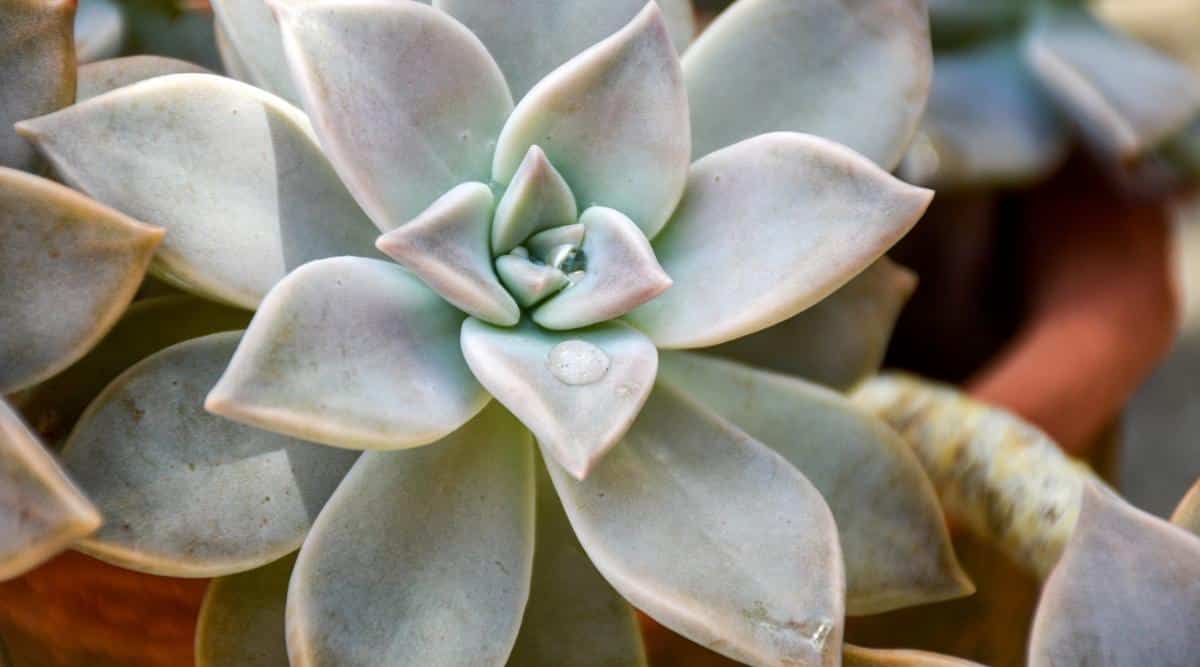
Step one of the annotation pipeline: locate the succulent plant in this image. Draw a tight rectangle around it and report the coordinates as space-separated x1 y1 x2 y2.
902 0 1200 189
0 0 220 580
3 0 1000 664
856 373 1200 666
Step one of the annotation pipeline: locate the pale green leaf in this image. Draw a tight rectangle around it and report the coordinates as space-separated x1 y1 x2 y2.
287 405 535 667
62 333 358 577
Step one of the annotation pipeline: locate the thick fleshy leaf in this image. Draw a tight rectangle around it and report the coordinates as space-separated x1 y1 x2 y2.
854 374 1103 578
376 182 519 326
61 333 358 577
1028 483 1200 666
708 258 917 391
1171 478 1200 535
900 43 1070 189
496 255 570 308
74 0 124 64
287 405 534 667
492 3 689 239
683 0 932 168
492 146 578 255
208 257 489 451
533 207 672 330
629 133 931 350
508 462 647 667
1025 7 1200 161
1 0 74 170
210 0 301 104
460 318 656 480
0 400 100 581
274 0 512 231
196 554 293 667
658 353 972 615
17 74 381 309
76 55 207 101
0 168 163 394
11 295 250 448
436 0 693 101
214 19 253 81
844 644 983 667
546 384 845 667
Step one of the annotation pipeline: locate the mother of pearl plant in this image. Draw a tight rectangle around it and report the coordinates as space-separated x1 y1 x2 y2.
902 0 1200 190
5 2 1200 666
5 0 1010 664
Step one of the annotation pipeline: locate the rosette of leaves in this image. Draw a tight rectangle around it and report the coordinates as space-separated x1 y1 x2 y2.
901 0 1200 189
16 1 981 664
0 0 227 581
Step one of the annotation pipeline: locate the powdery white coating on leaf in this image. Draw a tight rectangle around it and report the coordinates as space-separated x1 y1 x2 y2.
16 74 381 310
376 182 520 326
843 644 983 666
0 168 163 394
286 405 534 667
76 55 207 101
196 554 294 667
629 133 931 350
207 257 490 451
1028 483 1200 667
492 3 690 240
491 146 578 256
709 258 917 391
460 318 656 480
899 43 1070 190
12 295 250 449
507 462 647 667
1025 7 1200 162
854 373 1102 578
546 384 845 667
436 0 693 101
533 207 672 330
1171 478 1200 535
210 0 302 104
0 0 74 170
62 333 357 578
73 0 124 64
683 0 932 169
274 0 513 232
0 400 100 581
658 353 972 616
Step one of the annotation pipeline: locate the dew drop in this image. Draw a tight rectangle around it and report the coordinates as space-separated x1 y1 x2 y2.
547 340 610 385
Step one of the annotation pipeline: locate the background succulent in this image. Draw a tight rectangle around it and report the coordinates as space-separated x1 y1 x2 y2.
901 0 1200 190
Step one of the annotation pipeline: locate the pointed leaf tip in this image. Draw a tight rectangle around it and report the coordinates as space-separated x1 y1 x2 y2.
376 182 520 326
0 400 101 581
630 132 930 350
208 257 489 451
1029 482 1200 666
460 318 657 479
62 333 357 578
546 383 845 667
1 168 163 394
492 1 689 238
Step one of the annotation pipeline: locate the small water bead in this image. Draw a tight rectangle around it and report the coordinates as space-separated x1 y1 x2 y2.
547 340 610 385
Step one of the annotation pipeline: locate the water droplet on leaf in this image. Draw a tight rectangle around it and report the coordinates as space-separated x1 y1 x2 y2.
547 340 610 385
